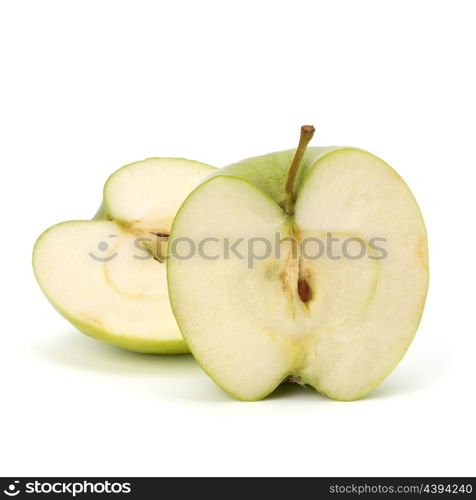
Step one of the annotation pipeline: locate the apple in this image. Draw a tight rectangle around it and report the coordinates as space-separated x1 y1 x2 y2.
33 157 215 353
167 127 429 399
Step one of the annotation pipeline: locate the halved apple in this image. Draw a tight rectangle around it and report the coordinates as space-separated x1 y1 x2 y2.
168 128 429 399
33 158 215 353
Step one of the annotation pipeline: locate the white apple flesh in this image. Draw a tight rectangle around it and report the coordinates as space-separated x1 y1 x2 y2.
168 129 429 399
33 158 215 353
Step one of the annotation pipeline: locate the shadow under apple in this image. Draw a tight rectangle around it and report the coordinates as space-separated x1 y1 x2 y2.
30 329 445 403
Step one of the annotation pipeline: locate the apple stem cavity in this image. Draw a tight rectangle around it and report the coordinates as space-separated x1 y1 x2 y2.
283 125 315 216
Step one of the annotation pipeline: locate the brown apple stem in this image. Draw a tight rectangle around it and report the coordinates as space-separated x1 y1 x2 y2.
283 125 315 215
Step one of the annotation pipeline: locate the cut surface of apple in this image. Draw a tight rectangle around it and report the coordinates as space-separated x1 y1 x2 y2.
34 158 215 353
168 130 429 399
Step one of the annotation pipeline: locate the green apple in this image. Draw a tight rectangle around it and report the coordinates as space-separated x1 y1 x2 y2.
33 158 215 354
168 127 429 399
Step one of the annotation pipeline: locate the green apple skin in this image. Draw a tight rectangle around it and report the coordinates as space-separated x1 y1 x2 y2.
34 158 216 354
168 147 429 400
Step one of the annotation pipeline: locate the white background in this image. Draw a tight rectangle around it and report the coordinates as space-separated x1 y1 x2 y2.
1 0 475 477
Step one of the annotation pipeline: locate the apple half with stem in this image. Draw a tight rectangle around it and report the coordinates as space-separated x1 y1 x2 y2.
168 127 429 399
33 158 215 353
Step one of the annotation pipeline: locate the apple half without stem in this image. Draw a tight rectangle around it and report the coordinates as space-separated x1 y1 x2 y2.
168 128 429 400
33 158 216 354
